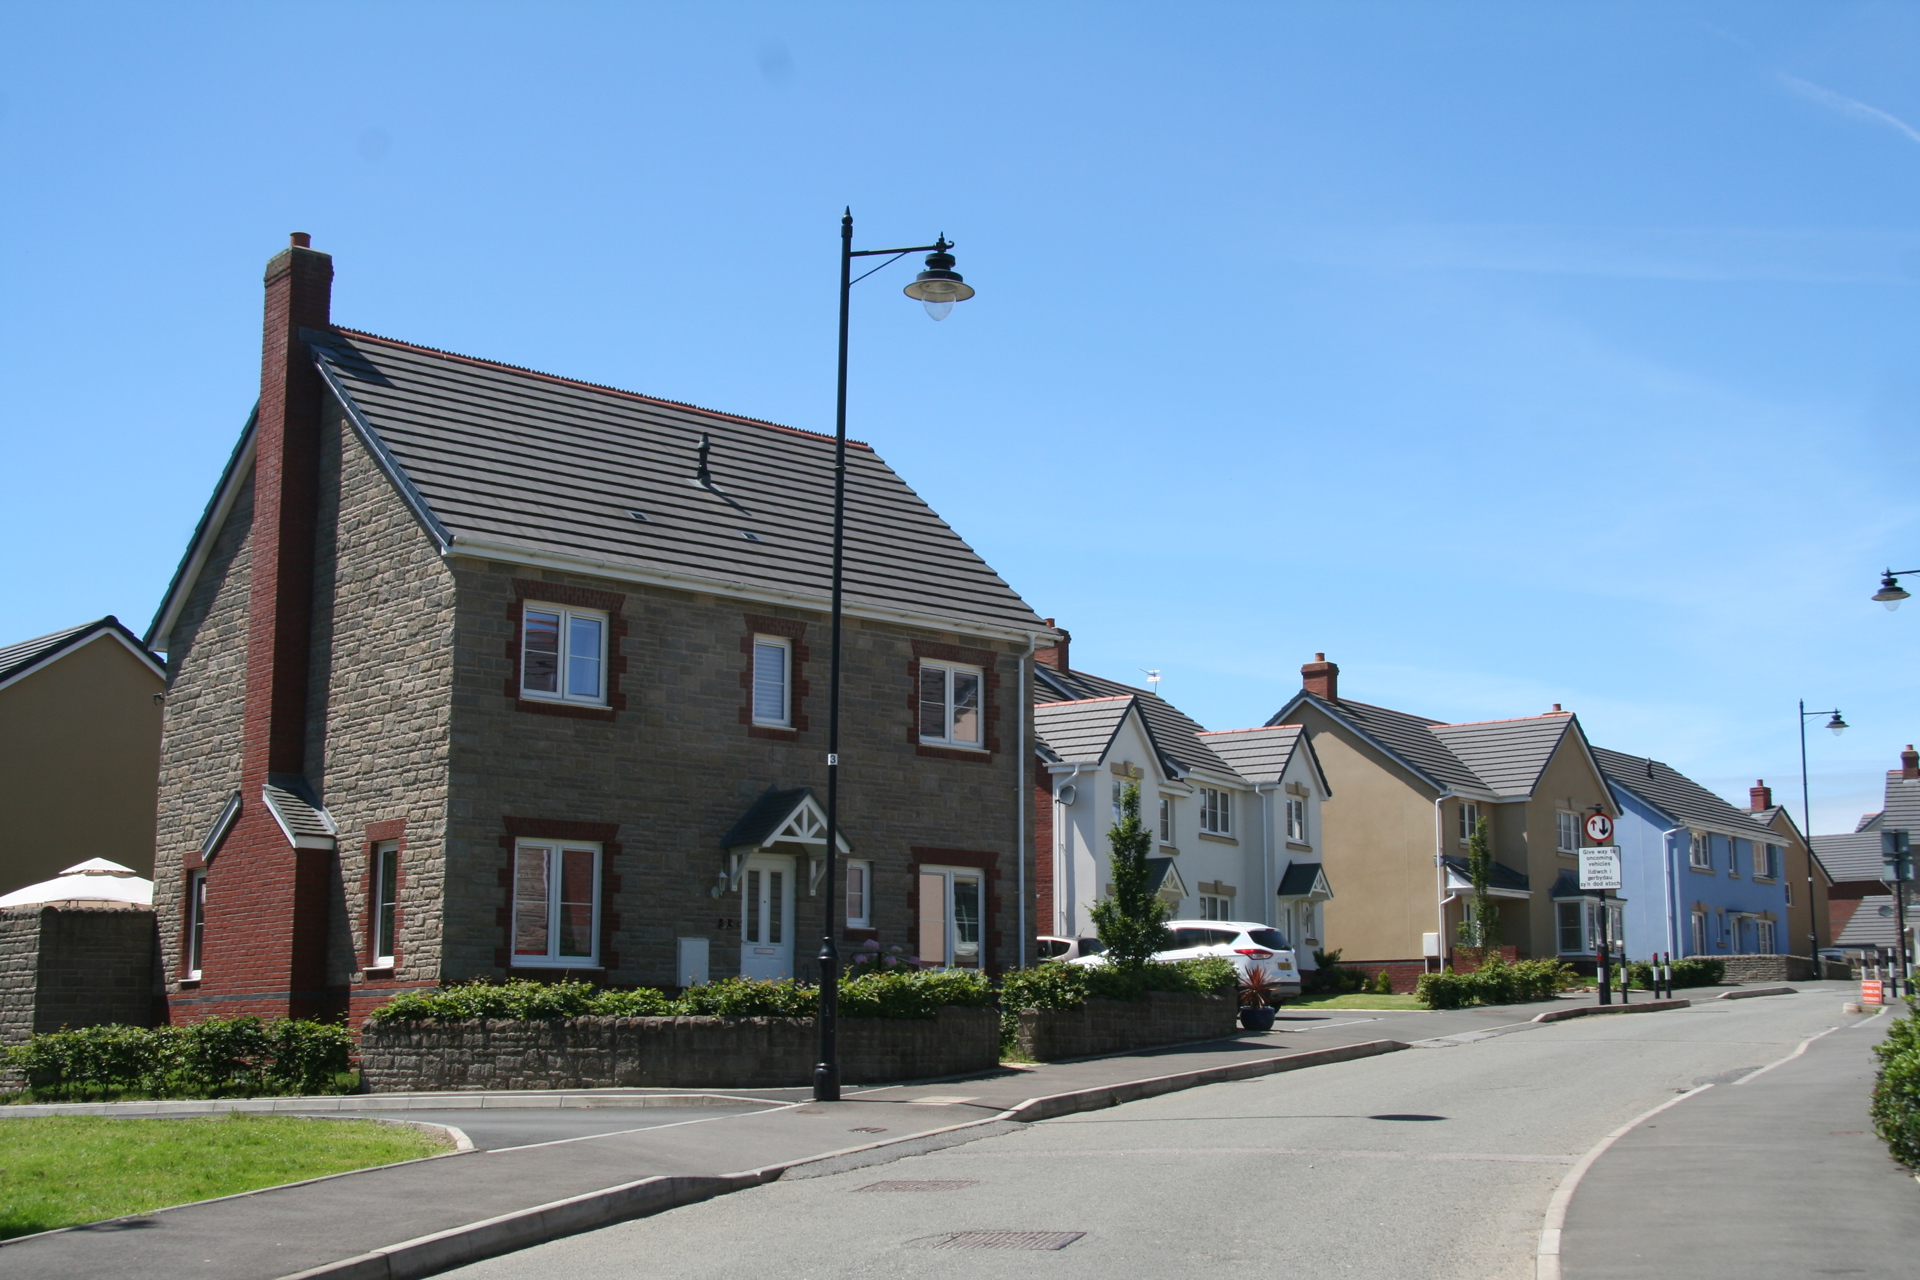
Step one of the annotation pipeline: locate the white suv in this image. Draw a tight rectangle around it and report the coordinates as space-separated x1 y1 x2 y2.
1070 919 1300 995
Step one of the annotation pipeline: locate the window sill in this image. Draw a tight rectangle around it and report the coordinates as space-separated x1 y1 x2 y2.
1158 844 1180 855
749 724 799 741
916 743 993 764
1198 832 1238 845
515 697 615 723
178 977 201 988
1688 865 1717 874
364 964 396 978
508 959 604 970
1285 841 1313 853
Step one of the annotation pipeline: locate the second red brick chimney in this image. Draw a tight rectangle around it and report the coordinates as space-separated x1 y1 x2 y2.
1034 620 1070 672
1750 780 1772 811
1302 653 1338 702
1904 745 1919 780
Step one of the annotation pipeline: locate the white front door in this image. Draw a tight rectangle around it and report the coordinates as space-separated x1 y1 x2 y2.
739 856 795 980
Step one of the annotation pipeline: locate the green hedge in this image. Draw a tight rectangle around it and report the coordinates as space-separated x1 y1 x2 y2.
1871 1002 1920 1169
5 1016 354 1102
995 957 1236 1046
1416 956 1578 1010
367 971 996 1025
1625 957 1725 989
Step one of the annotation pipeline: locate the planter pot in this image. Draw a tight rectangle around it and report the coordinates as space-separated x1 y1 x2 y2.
1238 1005 1278 1032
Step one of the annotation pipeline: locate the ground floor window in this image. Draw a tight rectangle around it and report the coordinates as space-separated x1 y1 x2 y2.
513 840 600 966
917 866 983 968
371 840 399 966
1555 899 1622 955
1757 919 1776 953
1198 894 1231 921
844 859 871 929
1690 910 1707 955
1556 901 1585 954
186 869 207 979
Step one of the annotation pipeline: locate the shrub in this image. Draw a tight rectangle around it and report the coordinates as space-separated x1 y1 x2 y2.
842 941 924 978
1626 957 1725 990
995 956 1235 1047
6 1017 353 1101
1302 949 1366 995
1416 971 1472 1010
1872 1003 1920 1169
839 969 992 1020
1415 957 1576 1009
1372 969 1394 995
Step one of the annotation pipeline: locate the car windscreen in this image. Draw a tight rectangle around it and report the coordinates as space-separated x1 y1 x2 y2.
1244 929 1288 950
1077 938 1106 955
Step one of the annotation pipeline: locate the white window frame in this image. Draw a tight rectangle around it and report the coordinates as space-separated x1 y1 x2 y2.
1159 796 1173 844
186 869 207 980
917 865 985 969
1757 919 1776 953
511 840 602 968
1556 811 1579 855
1760 844 1782 881
1690 910 1707 954
1286 797 1308 843
1112 781 1125 828
1459 802 1480 844
1556 899 1587 955
519 603 609 705
751 635 792 727
1199 894 1230 921
845 859 872 929
372 840 399 968
918 661 985 749
1199 787 1232 835
1785 878 1794 906
1688 831 1712 870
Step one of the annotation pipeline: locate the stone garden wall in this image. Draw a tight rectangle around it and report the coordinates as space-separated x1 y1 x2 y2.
1013 991 1236 1062
358 1005 999 1091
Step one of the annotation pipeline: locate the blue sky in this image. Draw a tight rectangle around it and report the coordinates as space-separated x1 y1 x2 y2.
4 3 1918 832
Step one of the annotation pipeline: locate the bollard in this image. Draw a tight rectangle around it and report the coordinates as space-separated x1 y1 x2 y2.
1596 947 1611 1006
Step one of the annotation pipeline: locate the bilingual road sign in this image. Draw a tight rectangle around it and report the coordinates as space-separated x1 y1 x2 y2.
1584 813 1614 843
1579 847 1623 891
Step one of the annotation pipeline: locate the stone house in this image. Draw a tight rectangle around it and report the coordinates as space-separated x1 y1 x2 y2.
146 235 1053 1024
1030 630 1332 961
1815 744 1920 958
0 617 164 895
1264 655 1619 986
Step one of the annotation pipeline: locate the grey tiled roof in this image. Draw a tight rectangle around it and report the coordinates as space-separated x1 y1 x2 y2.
1034 666 1240 780
1269 693 1487 793
1593 747 1777 840
1033 698 1135 766
0 617 156 686
1837 895 1911 949
1431 715 1573 800
309 330 1048 638
1442 855 1531 893
1276 862 1328 897
262 774 337 841
1812 831 1892 884
1198 725 1309 785
1882 772 1920 838
1857 812 1884 832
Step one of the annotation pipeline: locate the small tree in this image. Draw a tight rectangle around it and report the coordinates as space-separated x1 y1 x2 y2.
1456 816 1499 951
1089 781 1170 973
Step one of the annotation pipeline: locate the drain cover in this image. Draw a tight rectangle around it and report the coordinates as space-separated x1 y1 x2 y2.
856 1180 979 1193
929 1231 1084 1251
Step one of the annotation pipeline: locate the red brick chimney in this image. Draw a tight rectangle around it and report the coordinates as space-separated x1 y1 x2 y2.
1750 780 1772 811
194 233 335 1023
1904 745 1919 780
1302 653 1338 702
1035 620 1070 672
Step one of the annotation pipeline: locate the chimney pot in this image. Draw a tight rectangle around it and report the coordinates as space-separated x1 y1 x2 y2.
1750 780 1773 811
1302 653 1338 703
1904 745 1919 780
290 232 311 248
1552 703 1562 713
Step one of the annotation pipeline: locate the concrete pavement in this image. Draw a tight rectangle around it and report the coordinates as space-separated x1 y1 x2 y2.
433 985 1886 1280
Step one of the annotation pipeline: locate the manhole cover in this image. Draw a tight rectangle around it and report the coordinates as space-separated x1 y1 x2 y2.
856 1180 979 1193
929 1231 1084 1251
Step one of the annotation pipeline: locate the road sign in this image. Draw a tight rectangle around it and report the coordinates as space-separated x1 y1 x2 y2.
1862 979 1886 1006
1584 813 1614 843
1579 847 1622 890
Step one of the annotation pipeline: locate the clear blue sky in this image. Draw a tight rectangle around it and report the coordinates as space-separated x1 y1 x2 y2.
4 3 1917 833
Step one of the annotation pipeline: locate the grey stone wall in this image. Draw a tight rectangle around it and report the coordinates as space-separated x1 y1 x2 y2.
358 1005 999 1090
0 905 156 1046
1720 953 1820 983
306 405 457 992
152 473 255 988
1013 992 1237 1061
443 558 1032 989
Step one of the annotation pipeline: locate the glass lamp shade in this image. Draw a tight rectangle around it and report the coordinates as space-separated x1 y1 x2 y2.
1874 572 1909 610
903 246 974 320
1828 714 1849 736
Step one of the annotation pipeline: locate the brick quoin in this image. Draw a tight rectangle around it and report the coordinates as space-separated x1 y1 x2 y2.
178 235 338 1024
1032 764 1055 933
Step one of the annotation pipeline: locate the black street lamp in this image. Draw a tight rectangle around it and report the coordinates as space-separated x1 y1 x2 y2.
1797 700 1848 962
815 211 975 1103
1872 569 1919 610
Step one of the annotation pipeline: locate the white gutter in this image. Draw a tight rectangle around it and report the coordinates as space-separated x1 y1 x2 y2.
1053 763 1089 936
1658 825 1683 958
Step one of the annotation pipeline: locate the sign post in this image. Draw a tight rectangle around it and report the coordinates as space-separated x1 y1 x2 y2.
1884 831 1912 1000
1581 813 1621 1006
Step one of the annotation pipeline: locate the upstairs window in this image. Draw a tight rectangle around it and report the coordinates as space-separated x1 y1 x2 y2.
1729 839 1747 877
1556 811 1579 854
512 840 600 967
1688 832 1712 870
845 859 872 929
371 840 399 967
1760 844 1783 880
1458 802 1480 843
186 870 207 980
1286 797 1308 842
1199 894 1231 921
521 605 606 704
1159 796 1173 843
752 636 791 727
1200 787 1232 835
918 662 983 748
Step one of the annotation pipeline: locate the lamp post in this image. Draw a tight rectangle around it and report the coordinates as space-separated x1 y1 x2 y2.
1797 701 1848 963
1872 569 1920 610
814 211 975 1103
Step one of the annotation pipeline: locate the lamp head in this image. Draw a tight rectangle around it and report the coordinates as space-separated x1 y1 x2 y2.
1827 712 1848 736
902 237 975 320
1873 570 1910 611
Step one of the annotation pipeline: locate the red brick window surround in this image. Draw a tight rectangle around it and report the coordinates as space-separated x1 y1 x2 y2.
505 580 628 722
361 819 406 972
909 846 1003 972
908 639 1001 763
497 817 622 975
741 613 810 740
180 860 208 983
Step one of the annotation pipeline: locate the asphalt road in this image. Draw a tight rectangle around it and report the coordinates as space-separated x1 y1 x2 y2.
444 989 1892 1280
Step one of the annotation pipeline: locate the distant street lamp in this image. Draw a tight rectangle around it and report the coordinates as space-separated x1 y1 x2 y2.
1798 700 1848 962
1872 569 1919 610
814 212 975 1104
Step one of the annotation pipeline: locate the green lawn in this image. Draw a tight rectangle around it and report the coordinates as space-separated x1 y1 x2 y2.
1283 992 1429 1010
0 1114 449 1240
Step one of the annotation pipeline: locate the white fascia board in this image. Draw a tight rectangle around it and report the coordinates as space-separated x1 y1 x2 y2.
445 535 1055 648
0 627 165 695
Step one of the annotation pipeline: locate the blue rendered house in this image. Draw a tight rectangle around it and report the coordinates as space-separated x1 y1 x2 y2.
1592 747 1794 961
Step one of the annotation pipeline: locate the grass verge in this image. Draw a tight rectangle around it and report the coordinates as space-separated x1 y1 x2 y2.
1284 993 1428 1011
0 1114 450 1239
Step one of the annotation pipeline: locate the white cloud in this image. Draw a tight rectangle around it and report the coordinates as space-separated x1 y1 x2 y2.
1777 72 1920 148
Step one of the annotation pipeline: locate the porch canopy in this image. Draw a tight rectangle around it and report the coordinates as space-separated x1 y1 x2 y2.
719 786 852 896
